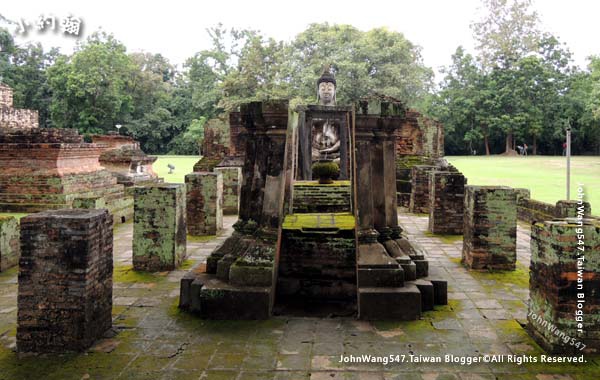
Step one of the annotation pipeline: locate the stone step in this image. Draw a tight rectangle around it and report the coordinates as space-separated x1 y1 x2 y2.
292 181 351 213
412 279 434 311
357 284 421 320
180 272 273 320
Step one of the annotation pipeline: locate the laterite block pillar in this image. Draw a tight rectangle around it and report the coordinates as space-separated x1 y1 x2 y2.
462 186 517 270
185 172 223 235
133 184 187 271
17 209 113 353
527 218 600 354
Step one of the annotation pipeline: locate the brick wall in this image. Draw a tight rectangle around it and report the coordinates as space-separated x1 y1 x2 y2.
527 218 600 353
428 171 466 234
185 172 223 235
17 209 113 353
133 185 187 271
462 186 517 270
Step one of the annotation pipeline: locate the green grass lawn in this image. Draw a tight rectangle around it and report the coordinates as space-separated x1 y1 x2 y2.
447 155 600 212
152 155 201 183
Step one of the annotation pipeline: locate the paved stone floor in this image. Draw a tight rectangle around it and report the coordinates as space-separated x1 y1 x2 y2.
0 213 599 379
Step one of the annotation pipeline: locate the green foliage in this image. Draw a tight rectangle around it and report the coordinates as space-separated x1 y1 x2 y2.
47 32 135 134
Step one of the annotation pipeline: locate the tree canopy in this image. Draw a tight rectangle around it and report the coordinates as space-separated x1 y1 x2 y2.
1 9 599 155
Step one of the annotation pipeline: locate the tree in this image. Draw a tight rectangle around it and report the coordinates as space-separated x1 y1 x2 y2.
471 0 541 69
47 32 135 134
285 24 433 107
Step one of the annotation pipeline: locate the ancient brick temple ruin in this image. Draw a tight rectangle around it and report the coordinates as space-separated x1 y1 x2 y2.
17 209 114 353
0 215 19 272
462 186 518 270
92 133 162 189
527 218 600 354
0 84 132 222
180 93 448 320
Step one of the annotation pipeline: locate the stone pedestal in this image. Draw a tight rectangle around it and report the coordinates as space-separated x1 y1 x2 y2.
214 166 242 215
0 216 19 271
428 171 466 234
17 209 113 353
133 184 186 271
409 165 436 213
462 186 517 270
527 218 600 354
186 172 223 235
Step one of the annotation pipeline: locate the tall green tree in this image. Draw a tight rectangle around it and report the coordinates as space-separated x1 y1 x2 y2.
47 32 135 134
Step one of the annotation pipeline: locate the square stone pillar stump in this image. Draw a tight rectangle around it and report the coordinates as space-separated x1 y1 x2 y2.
527 218 600 354
17 209 113 353
0 216 20 272
428 171 466 234
214 167 241 215
185 172 223 235
409 165 436 214
462 186 517 270
133 184 187 271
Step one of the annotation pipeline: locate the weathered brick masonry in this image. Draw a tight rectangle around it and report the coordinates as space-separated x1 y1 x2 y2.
185 172 223 235
0 86 133 222
133 184 187 271
17 209 113 353
462 186 517 270
213 167 241 215
0 216 19 272
517 188 592 223
527 218 600 354
428 171 466 234
409 165 436 214
292 181 351 213
0 84 38 129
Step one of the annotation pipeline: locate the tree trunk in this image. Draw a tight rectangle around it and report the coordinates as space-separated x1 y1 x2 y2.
503 131 517 155
484 134 490 155
533 135 537 155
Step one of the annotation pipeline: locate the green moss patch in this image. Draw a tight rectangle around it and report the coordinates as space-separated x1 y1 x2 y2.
424 231 463 244
113 265 167 283
282 212 355 230
468 264 530 289
187 235 217 243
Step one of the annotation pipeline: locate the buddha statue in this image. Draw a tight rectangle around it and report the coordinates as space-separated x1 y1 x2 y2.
312 68 341 162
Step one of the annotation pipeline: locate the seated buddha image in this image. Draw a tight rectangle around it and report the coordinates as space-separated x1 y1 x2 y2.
311 67 341 163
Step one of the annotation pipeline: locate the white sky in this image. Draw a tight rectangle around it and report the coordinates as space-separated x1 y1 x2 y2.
2 0 599 82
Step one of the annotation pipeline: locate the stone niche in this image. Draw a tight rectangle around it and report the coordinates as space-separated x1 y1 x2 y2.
185 172 223 235
0 216 19 272
17 209 113 353
0 85 132 223
527 218 600 354
462 186 517 270
133 184 187 271
428 171 466 234
92 133 162 188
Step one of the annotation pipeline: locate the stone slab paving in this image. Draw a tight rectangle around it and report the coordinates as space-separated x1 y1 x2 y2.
0 213 598 379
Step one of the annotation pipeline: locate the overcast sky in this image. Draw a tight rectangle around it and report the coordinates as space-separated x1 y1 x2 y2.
2 0 599 81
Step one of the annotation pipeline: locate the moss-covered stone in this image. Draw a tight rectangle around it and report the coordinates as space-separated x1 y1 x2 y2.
133 184 187 271
0 216 19 272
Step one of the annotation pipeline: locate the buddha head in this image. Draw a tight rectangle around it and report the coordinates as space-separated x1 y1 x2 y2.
317 68 336 106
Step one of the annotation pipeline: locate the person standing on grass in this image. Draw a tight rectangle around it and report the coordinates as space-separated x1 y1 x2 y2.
523 143 528 156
